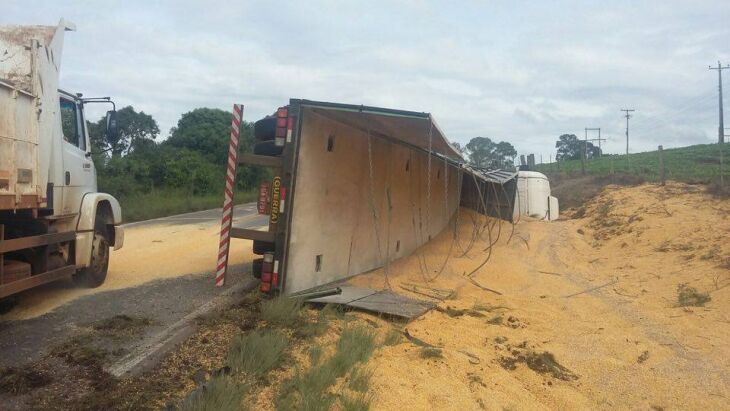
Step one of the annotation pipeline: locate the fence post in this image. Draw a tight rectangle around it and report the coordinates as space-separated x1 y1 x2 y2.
721 142 725 187
216 104 244 287
658 145 665 186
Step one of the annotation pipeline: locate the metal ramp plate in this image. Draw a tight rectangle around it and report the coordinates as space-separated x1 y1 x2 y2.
307 286 435 320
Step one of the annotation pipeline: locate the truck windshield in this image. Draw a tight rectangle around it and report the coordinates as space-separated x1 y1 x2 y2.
60 98 84 150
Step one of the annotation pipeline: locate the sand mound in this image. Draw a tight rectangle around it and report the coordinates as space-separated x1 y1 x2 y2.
349 181 729 410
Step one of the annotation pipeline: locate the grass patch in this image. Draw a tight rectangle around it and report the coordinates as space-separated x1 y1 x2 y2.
180 376 248 411
91 314 152 338
260 297 303 328
227 330 288 377
296 305 340 339
419 347 443 359
536 143 730 185
340 392 374 411
348 366 373 393
120 189 257 223
382 328 403 346
51 337 108 367
276 326 376 411
676 283 711 307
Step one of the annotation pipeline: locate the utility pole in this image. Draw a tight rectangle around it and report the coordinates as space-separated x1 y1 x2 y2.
709 61 729 143
621 109 635 169
584 127 606 157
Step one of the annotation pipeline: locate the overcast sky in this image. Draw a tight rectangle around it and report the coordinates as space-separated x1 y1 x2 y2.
3 1 729 161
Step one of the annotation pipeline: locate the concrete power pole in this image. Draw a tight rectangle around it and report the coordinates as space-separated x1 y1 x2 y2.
621 109 635 168
709 61 730 143
585 127 605 157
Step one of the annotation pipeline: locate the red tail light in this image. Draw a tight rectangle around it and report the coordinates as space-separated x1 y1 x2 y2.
275 106 289 146
260 252 275 292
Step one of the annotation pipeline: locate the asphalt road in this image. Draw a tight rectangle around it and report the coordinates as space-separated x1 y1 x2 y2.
0 203 267 368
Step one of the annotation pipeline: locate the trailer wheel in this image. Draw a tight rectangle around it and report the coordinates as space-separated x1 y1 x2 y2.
253 140 283 156
252 258 263 279
73 224 109 288
254 117 276 141
253 240 274 255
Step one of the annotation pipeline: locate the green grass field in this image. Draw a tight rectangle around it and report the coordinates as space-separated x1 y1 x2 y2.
535 143 730 183
119 189 257 223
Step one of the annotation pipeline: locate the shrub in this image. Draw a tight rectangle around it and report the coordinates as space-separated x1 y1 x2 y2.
227 330 288 376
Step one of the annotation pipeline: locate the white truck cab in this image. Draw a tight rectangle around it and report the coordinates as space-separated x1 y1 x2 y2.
0 19 123 301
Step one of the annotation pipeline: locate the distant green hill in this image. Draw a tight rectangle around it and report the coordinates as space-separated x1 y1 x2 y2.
535 143 730 183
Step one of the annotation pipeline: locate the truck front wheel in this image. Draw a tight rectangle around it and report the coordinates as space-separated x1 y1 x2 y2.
74 226 110 288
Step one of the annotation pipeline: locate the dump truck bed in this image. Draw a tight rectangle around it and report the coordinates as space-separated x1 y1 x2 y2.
0 22 70 210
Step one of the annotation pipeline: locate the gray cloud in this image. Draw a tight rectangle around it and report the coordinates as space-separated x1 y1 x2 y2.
3 0 729 162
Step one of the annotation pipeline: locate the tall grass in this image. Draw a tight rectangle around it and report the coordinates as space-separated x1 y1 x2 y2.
276 325 376 411
227 330 288 377
260 298 303 328
119 189 257 223
180 376 248 411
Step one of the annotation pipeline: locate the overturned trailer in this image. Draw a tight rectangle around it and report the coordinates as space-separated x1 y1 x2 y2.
224 100 517 295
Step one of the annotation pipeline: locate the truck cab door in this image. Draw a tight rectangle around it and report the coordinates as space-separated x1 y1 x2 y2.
59 97 95 216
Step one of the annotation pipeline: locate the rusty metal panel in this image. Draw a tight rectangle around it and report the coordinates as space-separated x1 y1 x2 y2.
0 265 75 299
0 20 72 211
307 286 435 319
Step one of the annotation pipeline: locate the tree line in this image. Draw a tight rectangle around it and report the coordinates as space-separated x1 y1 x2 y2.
89 106 267 199
454 137 517 170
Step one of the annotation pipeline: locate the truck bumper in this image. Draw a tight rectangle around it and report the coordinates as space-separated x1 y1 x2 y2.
114 225 124 250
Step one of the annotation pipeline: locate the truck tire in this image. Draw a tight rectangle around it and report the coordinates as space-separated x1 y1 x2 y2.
254 117 276 141
253 240 274 255
73 223 109 288
252 258 263 279
253 140 283 156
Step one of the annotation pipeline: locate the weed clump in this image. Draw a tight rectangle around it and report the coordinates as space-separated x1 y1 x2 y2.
382 328 403 346
180 376 248 411
348 366 373 393
420 348 443 359
0 367 52 394
276 326 376 411
340 391 373 411
227 330 288 377
260 297 303 328
92 314 152 338
676 283 711 307
51 337 108 367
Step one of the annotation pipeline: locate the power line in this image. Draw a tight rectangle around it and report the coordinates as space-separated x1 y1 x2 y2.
709 61 730 143
620 109 635 157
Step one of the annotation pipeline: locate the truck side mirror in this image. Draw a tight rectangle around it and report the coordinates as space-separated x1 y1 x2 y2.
105 110 118 141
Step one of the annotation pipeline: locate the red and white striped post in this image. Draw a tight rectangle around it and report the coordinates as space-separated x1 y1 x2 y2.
216 104 244 287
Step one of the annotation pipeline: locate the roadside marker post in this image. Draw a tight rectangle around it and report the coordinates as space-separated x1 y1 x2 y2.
216 104 244 287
